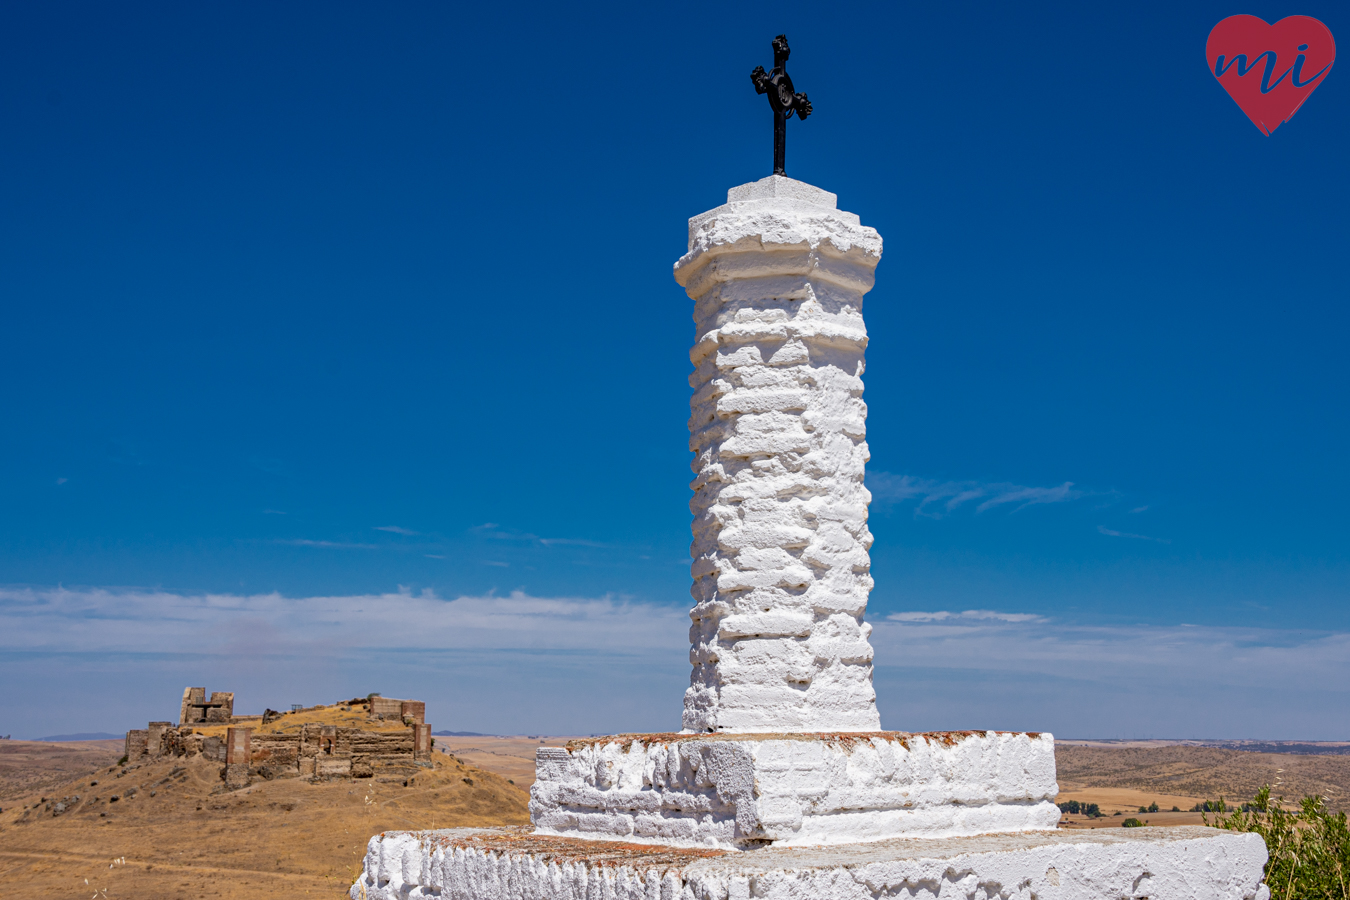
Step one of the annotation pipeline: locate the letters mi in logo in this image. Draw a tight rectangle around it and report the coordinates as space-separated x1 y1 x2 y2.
1207 15 1335 134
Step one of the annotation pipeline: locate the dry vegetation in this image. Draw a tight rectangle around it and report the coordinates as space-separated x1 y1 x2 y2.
0 739 123 804
1057 744 1350 808
432 735 590 789
0 740 528 898
4 733 1350 896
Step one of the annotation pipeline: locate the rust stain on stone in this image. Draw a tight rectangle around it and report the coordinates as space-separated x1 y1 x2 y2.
562 730 1039 753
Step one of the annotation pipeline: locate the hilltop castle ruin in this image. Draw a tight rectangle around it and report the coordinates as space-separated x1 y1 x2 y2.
125 688 433 789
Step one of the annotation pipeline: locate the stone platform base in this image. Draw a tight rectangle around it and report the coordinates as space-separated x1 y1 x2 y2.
531 731 1059 849
351 826 1269 900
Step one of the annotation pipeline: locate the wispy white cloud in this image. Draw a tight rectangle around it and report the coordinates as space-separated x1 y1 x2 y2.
887 610 1044 623
472 523 615 549
539 538 614 548
869 613 1350 692
1130 506 1149 514
0 586 684 657
374 525 419 536
55 477 68 485
273 539 379 550
6 587 1342 694
1098 525 1170 543
868 473 1085 518
2 587 1348 738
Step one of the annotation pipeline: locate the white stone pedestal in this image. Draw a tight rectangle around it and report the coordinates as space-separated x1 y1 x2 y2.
529 731 1059 849
352 826 1270 900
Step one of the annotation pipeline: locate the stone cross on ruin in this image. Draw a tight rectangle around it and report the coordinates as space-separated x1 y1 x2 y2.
751 35 813 176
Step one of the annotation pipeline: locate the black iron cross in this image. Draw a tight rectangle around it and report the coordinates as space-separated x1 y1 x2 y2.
751 35 813 176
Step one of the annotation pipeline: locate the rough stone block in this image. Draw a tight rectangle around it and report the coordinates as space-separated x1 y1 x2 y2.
124 729 147 760
225 727 251 765
180 686 234 724
413 723 431 760
146 721 173 757
317 757 354 777
224 764 250 790
370 697 404 719
674 178 883 735
351 826 1270 900
530 732 1059 849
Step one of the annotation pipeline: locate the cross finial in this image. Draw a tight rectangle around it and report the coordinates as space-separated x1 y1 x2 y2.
750 34 812 176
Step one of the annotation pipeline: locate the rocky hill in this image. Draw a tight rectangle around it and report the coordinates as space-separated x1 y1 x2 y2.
0 721 527 898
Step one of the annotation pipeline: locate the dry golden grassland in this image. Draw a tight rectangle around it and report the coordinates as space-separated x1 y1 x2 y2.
0 737 528 899
4 733 1349 895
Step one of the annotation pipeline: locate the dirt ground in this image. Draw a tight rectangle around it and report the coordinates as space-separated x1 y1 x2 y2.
6 734 1349 895
0 743 528 899
1057 745 1350 806
432 735 588 789
0 739 123 804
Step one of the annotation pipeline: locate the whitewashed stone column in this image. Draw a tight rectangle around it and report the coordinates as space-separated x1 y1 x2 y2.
674 175 883 733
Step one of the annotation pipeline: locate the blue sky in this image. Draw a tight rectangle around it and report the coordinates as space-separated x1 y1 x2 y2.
2 2 1347 739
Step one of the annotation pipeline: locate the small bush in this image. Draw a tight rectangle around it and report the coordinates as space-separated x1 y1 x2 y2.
1056 800 1102 818
1122 817 1145 828
1148 802 1160 813
1208 785 1350 900
1191 799 1230 813
116 755 128 766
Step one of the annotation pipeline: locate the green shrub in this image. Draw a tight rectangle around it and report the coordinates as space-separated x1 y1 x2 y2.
1208 785 1350 900
1056 800 1102 818
1122 817 1145 827
1148 802 1160 813
116 755 128 766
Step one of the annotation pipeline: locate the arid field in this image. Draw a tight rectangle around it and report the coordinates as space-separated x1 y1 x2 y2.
0 738 528 898
2 735 1347 897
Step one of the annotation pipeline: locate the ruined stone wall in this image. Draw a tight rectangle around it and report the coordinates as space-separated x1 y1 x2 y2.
205 692 234 722
413 724 431 761
224 727 251 788
179 687 235 724
126 692 430 783
124 720 425 783
146 721 174 757
369 697 402 719
368 697 425 723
